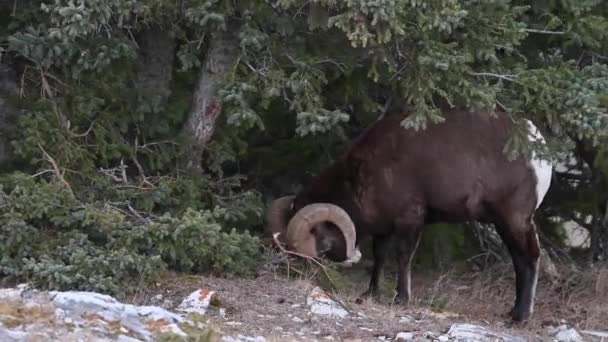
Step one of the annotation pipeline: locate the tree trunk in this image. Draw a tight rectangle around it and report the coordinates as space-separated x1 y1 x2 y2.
600 200 608 261
0 62 18 168
182 20 241 173
132 25 176 110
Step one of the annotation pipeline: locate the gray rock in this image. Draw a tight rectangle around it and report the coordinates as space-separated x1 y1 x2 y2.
51 291 186 341
0 286 200 342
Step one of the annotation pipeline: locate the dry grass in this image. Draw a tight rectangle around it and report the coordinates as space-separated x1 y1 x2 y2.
0 298 57 328
408 263 608 333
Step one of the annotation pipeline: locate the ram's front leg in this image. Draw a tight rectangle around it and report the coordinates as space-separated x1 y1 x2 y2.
358 235 390 300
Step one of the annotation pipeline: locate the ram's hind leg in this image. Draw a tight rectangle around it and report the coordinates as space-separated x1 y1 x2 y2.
495 211 541 322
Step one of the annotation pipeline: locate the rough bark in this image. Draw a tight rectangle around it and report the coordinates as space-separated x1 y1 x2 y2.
182 20 241 173
592 199 608 262
132 26 176 110
0 62 18 167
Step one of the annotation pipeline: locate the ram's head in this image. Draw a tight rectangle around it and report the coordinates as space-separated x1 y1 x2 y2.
266 195 360 265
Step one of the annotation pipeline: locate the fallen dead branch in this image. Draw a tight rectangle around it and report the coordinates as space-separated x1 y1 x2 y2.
271 232 339 290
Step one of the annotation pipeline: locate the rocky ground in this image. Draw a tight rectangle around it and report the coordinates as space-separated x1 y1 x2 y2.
1 261 607 341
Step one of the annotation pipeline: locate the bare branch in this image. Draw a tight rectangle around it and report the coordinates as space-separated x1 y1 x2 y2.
139 140 179 150
525 28 565 35
38 144 74 196
70 119 96 138
99 159 128 184
469 72 516 82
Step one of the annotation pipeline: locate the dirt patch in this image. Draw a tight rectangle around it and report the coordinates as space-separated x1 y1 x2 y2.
125 258 608 341
133 271 446 341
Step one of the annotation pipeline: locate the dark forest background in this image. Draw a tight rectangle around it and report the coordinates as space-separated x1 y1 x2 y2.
0 0 607 296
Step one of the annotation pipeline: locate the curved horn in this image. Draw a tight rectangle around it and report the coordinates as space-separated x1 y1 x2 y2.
285 203 356 260
266 195 295 244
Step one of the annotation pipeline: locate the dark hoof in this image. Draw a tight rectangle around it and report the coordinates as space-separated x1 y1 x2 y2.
392 294 411 306
356 289 378 304
510 308 531 322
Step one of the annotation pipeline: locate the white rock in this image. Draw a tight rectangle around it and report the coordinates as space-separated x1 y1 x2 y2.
399 316 413 323
16 283 30 290
306 287 349 319
395 332 415 341
292 316 304 323
117 335 144 342
447 323 526 342
438 335 449 341
0 328 30 341
222 335 266 342
55 307 67 320
556 328 583 342
581 330 608 338
177 289 218 315
0 287 26 299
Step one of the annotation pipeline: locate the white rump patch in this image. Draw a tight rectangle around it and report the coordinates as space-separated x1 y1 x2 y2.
525 120 553 209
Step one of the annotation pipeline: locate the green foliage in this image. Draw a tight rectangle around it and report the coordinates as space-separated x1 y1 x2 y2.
0 174 262 295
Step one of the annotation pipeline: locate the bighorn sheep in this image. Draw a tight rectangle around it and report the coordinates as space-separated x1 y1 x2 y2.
267 110 552 322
